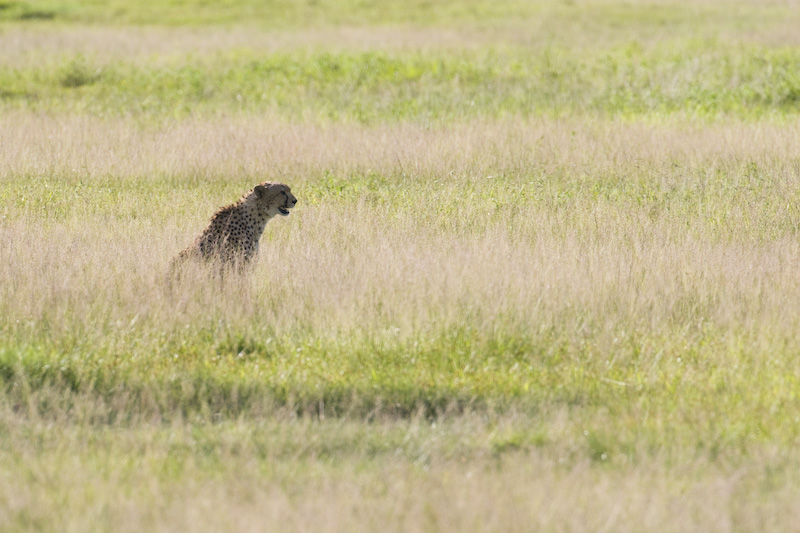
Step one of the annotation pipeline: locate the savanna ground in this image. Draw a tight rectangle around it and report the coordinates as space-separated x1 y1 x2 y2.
3 0 800 530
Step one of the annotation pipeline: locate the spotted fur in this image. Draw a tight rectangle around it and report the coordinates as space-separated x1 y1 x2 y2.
175 181 297 269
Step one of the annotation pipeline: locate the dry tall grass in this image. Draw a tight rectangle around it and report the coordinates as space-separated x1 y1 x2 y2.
4 113 800 530
7 0 800 528
4 114 800 337
3 0 800 69
4 413 797 532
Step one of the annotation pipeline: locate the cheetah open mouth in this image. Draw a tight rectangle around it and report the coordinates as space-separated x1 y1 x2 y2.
278 206 291 216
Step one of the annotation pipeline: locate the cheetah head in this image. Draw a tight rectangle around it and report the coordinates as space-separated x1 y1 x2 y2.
254 182 297 218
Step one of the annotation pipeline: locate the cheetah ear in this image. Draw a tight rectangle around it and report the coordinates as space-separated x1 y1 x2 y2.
254 185 267 198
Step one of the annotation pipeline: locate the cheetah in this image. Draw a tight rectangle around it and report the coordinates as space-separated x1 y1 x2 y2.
173 181 297 271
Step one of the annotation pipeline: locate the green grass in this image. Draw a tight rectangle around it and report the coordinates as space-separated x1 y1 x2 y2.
5 321 800 457
0 0 797 34
5 0 800 530
0 0 546 26
5 44 800 121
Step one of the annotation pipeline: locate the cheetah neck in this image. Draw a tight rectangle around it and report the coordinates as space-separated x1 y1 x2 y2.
253 213 271 239
241 197 273 240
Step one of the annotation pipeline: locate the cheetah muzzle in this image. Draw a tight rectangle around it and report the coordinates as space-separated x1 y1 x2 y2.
278 191 296 216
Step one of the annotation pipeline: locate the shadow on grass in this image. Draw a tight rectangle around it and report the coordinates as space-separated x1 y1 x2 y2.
0 358 507 425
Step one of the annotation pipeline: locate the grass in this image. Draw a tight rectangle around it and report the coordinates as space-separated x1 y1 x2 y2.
4 0 800 530
5 44 800 121
4 1 800 122
0 0 548 26
5 415 800 531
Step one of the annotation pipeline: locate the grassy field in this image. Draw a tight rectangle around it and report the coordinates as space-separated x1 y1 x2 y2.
4 0 800 530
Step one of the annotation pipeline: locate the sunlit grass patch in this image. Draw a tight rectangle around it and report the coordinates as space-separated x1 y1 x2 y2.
5 44 800 121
